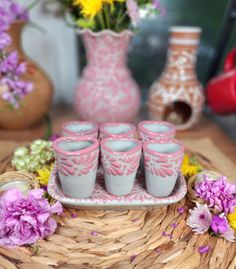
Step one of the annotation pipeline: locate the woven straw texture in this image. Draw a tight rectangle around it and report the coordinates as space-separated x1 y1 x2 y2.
0 153 235 269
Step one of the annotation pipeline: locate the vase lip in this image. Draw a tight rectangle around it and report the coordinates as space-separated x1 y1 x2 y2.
77 28 134 37
169 26 202 33
11 19 27 26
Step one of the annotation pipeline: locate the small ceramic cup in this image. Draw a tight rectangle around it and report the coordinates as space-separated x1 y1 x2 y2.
100 122 137 140
143 139 184 198
138 120 176 141
100 137 142 196
62 121 99 139
53 136 99 199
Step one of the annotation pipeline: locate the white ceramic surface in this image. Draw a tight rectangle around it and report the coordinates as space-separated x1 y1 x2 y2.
101 138 142 196
143 140 184 198
48 165 187 210
53 137 99 199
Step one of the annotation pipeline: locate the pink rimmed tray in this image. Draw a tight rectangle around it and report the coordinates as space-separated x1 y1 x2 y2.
48 166 187 210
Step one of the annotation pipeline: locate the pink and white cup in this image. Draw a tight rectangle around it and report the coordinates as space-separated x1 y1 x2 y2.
53 137 99 199
101 137 142 196
100 122 137 140
62 121 99 139
143 139 184 198
138 120 176 141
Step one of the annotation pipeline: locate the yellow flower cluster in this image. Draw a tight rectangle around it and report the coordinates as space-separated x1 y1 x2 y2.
181 154 202 179
36 164 53 186
73 0 125 18
227 208 236 230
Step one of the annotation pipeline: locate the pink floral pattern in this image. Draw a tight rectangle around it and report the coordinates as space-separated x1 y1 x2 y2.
48 165 187 208
139 132 174 142
56 150 99 176
101 151 141 176
75 30 141 123
144 153 183 177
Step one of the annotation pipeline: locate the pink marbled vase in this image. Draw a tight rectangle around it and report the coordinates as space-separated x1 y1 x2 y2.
75 29 141 123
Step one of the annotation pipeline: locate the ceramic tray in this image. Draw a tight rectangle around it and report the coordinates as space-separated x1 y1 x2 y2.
48 166 187 210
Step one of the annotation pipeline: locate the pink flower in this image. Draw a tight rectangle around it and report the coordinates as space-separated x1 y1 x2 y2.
211 215 228 234
195 176 236 214
126 0 140 26
187 203 212 234
0 188 63 247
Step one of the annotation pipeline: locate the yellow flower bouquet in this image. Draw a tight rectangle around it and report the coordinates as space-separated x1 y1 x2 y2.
56 0 165 32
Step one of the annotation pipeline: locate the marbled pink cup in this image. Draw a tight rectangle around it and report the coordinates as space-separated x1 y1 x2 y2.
53 137 99 199
62 121 99 139
138 120 176 142
143 139 184 198
101 137 142 196
100 122 137 140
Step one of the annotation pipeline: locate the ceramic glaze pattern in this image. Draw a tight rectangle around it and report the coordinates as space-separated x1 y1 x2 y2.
139 132 174 142
75 30 141 123
144 152 183 177
101 151 141 176
148 27 204 130
48 165 187 208
56 150 99 176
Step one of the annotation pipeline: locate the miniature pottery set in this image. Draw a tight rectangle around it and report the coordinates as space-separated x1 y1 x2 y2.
50 121 186 209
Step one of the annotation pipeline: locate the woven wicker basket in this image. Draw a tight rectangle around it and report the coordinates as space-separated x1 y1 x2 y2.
0 150 235 269
0 171 39 194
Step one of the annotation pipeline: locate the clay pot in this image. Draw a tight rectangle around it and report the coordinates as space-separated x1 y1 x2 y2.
0 21 53 130
148 26 205 130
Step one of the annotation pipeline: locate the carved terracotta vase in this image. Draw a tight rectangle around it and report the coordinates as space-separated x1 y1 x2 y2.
0 21 53 130
148 27 204 130
75 30 141 123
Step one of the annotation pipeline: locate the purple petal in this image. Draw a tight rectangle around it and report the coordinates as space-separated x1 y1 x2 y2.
50 202 63 215
198 245 210 254
2 188 23 204
27 189 44 200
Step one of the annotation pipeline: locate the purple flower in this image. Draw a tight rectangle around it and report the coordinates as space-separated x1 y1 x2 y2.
50 134 61 142
126 0 140 26
10 3 29 21
0 188 63 247
0 32 11 49
195 176 236 214
211 215 229 234
187 203 212 234
153 0 161 9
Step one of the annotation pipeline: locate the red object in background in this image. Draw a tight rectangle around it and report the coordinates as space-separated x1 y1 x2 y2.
206 48 236 114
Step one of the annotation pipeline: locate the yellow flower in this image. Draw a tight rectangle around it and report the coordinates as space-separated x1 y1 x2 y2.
181 154 202 179
74 0 103 19
36 164 53 186
227 208 236 230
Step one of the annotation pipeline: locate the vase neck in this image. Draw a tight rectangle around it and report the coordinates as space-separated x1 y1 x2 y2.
81 32 131 70
6 21 25 57
163 28 201 82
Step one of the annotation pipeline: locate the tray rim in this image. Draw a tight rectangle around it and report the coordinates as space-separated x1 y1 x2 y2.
48 165 187 209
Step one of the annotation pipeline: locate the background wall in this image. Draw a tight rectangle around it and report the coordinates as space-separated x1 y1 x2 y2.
20 0 79 104
20 0 236 140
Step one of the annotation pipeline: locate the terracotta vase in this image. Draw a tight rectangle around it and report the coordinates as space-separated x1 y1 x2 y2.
148 27 205 130
75 30 141 123
0 21 53 130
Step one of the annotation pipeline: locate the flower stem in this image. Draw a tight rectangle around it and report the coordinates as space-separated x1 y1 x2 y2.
98 12 106 30
104 5 111 29
115 11 128 31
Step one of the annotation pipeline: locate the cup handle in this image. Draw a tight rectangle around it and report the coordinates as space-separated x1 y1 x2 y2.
224 48 236 72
